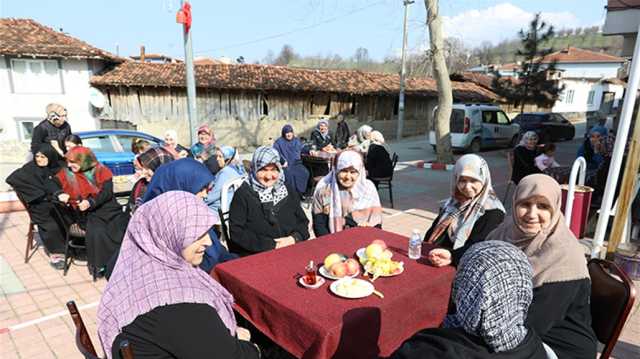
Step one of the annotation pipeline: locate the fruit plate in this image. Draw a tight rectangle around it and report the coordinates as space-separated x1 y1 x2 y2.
357 248 405 277
298 276 325 289
319 266 360 280
330 278 374 299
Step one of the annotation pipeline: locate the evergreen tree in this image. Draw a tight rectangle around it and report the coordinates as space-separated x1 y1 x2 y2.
492 13 564 113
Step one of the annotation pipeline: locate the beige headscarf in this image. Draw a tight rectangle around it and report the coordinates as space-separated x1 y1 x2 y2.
486 174 589 287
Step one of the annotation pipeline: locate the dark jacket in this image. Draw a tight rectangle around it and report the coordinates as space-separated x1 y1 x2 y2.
365 143 394 179
511 146 541 184
229 182 309 256
310 129 334 150
527 279 597 359
30 119 71 154
423 209 505 266
335 120 351 149
390 326 547 359
112 303 259 359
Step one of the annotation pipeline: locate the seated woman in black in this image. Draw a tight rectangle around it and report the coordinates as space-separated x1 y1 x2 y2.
364 131 393 186
511 131 541 184
6 144 67 269
391 241 547 359
55 146 130 277
310 119 335 152
98 191 259 359
424 154 505 267
229 146 309 256
312 150 382 236
487 174 597 358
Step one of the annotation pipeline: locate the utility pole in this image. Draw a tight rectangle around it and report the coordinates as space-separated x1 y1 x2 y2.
397 0 414 141
180 0 197 146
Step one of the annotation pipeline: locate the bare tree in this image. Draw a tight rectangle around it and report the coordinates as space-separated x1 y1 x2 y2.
425 0 453 163
274 45 297 66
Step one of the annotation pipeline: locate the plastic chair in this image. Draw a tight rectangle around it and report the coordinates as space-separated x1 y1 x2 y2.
588 259 637 359
218 176 246 246
13 191 39 263
369 153 399 208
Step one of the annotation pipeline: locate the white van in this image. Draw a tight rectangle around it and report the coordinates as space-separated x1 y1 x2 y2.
429 103 521 152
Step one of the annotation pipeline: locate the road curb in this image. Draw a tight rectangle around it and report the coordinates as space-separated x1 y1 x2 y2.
405 160 454 171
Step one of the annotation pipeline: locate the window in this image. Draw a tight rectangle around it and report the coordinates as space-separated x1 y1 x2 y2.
82 136 116 153
587 90 595 105
11 59 63 94
565 89 575 104
16 119 39 142
482 111 497 124
496 111 510 125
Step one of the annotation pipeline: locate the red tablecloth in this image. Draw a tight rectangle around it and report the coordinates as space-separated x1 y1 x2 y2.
213 227 455 359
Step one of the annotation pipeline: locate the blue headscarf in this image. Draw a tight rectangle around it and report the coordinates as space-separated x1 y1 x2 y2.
273 124 304 166
142 158 214 203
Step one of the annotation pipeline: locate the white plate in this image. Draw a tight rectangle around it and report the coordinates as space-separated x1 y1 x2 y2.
318 265 360 280
330 278 374 299
357 248 405 277
298 276 325 289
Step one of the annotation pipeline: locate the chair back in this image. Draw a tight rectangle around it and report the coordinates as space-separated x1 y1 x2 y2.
219 176 246 245
119 339 135 359
390 153 399 180
588 259 637 359
66 300 101 359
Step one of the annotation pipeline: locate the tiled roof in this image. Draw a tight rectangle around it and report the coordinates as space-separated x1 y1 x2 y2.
0 18 121 61
539 47 624 63
90 62 500 102
607 0 640 11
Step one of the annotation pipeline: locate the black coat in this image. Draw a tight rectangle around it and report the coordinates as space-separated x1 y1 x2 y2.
228 182 309 256
335 120 351 149
30 119 71 154
310 129 334 150
365 143 394 179
113 303 259 359
511 146 541 184
390 326 547 359
526 279 597 359
423 209 505 266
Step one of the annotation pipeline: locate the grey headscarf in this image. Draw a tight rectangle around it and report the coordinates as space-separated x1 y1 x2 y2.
444 241 533 353
247 146 288 205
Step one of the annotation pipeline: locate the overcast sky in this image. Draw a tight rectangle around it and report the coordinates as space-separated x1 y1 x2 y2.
0 0 608 62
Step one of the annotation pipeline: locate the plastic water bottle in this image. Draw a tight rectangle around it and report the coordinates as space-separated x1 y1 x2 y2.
408 229 422 260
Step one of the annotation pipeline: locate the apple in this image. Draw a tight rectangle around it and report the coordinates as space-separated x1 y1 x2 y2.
324 253 343 270
365 243 384 259
330 262 348 277
345 259 360 275
371 239 387 249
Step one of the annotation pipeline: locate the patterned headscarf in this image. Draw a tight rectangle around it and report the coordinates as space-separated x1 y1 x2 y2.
56 146 113 202
444 241 533 353
98 191 236 358
247 146 288 205
136 147 174 172
357 125 373 143
313 150 382 233
486 174 589 287
426 154 505 249
317 119 330 138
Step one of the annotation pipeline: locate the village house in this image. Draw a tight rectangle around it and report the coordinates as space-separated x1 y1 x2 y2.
89 61 499 148
467 47 627 122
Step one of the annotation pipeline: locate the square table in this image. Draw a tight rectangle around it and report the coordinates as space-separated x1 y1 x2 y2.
214 227 455 359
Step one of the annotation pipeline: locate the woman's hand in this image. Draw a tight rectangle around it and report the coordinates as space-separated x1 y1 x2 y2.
78 200 91 211
427 248 452 267
178 150 189 158
58 193 70 203
237 327 251 341
274 236 295 249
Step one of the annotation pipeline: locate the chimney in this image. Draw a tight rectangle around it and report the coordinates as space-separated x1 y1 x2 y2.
140 46 146 63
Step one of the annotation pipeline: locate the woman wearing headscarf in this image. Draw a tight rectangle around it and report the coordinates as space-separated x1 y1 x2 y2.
6 144 67 269
391 241 547 359
98 191 259 359
163 129 189 159
577 125 608 171
127 147 174 213
511 131 541 184
228 146 309 256
64 134 82 152
424 154 505 267
55 146 130 276
487 174 596 359
349 124 373 153
273 124 310 195
190 124 217 161
206 146 246 216
312 150 382 236
30 103 72 156
310 119 335 152
139 158 236 273
364 130 394 186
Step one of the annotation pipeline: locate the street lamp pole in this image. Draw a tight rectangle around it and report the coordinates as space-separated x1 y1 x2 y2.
397 0 414 141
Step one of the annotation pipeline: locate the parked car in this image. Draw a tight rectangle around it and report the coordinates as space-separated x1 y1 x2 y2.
76 130 165 177
429 103 521 153
511 112 575 143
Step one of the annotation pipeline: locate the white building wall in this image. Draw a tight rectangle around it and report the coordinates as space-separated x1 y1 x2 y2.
555 63 622 79
552 79 625 115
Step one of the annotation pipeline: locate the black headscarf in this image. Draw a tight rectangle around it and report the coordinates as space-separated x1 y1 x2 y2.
6 143 62 204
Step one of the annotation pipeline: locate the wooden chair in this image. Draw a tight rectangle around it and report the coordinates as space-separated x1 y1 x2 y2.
588 259 637 359
67 300 135 359
369 153 399 208
13 191 39 263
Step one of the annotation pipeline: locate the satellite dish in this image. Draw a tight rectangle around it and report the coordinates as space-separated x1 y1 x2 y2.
89 87 106 108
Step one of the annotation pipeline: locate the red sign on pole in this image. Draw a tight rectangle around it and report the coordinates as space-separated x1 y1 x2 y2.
176 1 192 32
